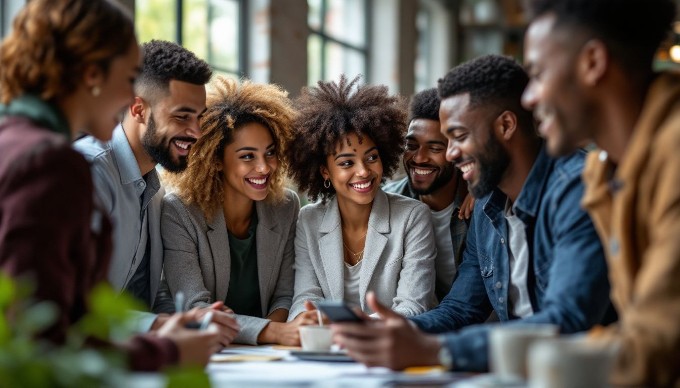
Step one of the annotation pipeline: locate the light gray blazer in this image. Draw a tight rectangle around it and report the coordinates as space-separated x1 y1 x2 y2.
161 189 300 344
289 190 436 320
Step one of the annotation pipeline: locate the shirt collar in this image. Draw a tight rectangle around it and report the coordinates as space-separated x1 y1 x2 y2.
513 145 553 221
483 145 552 223
112 124 156 186
0 95 71 139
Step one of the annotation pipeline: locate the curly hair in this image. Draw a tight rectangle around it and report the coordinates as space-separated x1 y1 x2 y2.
438 55 534 134
287 75 407 203
165 76 296 220
408 88 440 123
0 0 134 104
527 0 675 74
135 40 213 104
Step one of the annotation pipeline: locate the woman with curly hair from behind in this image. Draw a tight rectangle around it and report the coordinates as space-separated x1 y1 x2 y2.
287 76 437 320
162 76 318 346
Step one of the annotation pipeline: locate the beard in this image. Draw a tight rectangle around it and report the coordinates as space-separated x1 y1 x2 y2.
469 134 510 198
406 162 457 196
142 113 188 173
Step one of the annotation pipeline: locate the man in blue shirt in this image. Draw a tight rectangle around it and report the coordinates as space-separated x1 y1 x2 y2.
383 88 468 301
75 40 238 344
332 54 615 371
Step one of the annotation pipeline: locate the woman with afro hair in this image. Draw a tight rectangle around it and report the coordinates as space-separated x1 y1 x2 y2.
161 77 319 346
287 76 437 320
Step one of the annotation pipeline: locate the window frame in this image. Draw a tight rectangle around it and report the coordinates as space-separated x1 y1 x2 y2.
138 0 247 78
307 0 372 84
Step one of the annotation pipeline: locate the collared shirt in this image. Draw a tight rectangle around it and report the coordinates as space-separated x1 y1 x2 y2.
411 147 616 372
383 176 468 301
74 126 163 309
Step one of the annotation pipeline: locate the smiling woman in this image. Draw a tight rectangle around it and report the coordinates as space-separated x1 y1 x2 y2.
160 76 319 346
286 75 437 320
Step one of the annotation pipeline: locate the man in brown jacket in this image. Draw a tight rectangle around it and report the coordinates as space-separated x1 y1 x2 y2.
521 0 680 385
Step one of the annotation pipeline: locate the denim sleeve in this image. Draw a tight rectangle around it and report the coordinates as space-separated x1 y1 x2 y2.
439 170 611 372
410 211 493 333
519 170 611 332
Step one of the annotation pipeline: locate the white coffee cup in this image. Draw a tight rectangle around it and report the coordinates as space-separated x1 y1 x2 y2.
528 337 617 388
489 324 559 382
299 326 333 352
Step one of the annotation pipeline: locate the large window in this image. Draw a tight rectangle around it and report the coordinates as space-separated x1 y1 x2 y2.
308 0 369 85
136 0 244 78
1 0 25 39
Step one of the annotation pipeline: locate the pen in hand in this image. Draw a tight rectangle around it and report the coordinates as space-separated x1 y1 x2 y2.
199 311 214 331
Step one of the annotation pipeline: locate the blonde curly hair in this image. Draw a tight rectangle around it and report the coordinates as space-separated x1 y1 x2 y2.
165 76 296 220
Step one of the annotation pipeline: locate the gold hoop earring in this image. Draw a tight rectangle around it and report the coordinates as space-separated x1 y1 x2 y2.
91 86 101 97
324 179 331 189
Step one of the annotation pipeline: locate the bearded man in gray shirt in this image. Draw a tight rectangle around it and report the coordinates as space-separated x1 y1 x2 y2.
75 40 238 345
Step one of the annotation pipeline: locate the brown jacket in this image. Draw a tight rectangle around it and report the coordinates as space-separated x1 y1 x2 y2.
582 72 680 387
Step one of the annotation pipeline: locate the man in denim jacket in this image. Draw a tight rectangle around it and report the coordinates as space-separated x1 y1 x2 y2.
332 55 615 372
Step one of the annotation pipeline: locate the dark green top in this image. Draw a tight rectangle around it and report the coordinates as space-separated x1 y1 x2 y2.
0 94 71 138
225 210 262 318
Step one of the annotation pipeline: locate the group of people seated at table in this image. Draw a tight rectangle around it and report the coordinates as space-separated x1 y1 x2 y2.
0 0 679 386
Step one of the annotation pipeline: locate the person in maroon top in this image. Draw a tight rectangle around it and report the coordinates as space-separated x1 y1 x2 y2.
0 0 221 371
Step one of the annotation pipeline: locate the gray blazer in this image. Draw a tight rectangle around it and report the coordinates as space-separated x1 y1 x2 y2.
161 189 300 344
289 190 436 319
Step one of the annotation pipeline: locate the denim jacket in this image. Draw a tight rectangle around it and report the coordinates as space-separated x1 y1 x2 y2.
411 147 616 371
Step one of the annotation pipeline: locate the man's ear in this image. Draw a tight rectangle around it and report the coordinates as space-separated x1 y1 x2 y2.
130 96 148 124
495 110 518 142
578 39 608 87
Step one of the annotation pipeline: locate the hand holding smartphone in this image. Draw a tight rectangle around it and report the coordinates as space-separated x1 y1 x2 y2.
316 301 364 323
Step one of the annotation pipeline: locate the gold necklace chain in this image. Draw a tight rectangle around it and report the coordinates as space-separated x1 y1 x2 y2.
342 231 367 259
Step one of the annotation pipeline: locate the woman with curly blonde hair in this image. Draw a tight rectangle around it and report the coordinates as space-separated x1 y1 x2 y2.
162 76 317 345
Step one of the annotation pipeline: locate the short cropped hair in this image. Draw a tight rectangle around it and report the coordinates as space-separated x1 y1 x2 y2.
438 54 534 133
287 75 407 203
408 88 440 123
0 0 135 104
165 77 296 220
527 0 675 73
135 40 213 104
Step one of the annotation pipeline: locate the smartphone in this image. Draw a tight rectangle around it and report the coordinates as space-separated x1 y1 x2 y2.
316 301 364 323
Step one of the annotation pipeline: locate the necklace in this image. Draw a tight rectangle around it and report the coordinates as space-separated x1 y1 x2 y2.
343 242 365 258
342 231 367 262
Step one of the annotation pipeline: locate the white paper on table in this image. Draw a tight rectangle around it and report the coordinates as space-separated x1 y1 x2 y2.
209 360 376 385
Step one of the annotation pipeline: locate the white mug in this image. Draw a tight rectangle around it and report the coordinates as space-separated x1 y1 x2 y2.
489 324 559 382
299 326 333 352
528 337 617 388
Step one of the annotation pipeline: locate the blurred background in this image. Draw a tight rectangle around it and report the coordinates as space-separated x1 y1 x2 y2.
2 0 680 98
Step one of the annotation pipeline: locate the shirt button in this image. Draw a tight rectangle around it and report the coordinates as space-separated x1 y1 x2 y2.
498 297 504 303
495 282 502 289
500 238 505 244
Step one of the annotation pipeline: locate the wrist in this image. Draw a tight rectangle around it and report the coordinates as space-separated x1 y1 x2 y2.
436 335 453 370
257 320 279 344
